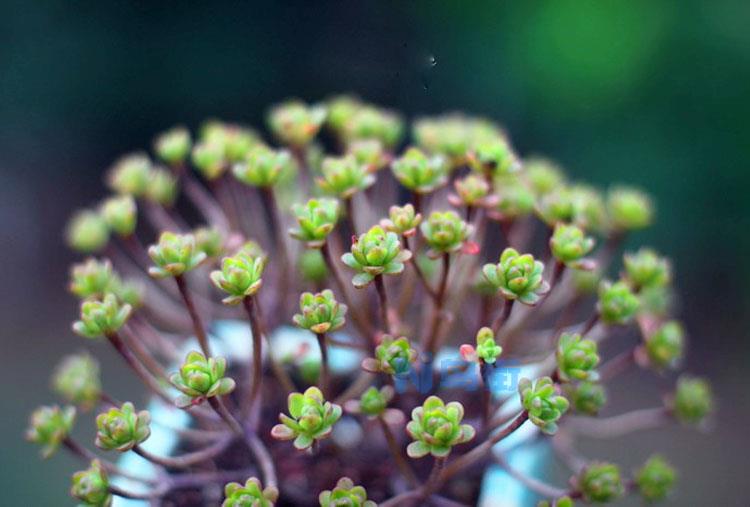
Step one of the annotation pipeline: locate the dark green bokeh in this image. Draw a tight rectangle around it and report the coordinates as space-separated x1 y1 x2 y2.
2 0 748 504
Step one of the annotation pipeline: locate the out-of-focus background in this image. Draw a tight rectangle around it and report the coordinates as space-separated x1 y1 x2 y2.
1 1 748 504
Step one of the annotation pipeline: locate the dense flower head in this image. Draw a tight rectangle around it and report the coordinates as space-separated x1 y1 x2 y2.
148 231 207 278
170 351 236 408
536 187 575 226
233 145 295 188
319 477 376 507
289 198 340 248
106 153 152 197
645 320 685 370
341 225 412 288
597 280 640 325
550 223 595 269
223 477 279 507
391 147 448 193
145 166 179 206
519 377 569 434
99 194 137 237
564 381 607 415
70 460 111 507
66 210 110 253
316 154 375 198
607 186 654 231
556 333 600 382
193 226 225 257
69 258 115 300
154 126 192 166
381 203 422 237
569 184 608 233
95 402 151 452
623 248 671 290
343 105 403 148
222 124 264 163
325 95 361 134
73 293 132 338
524 157 565 196
451 173 492 207
482 247 549 305
293 289 347 334
494 176 536 219
671 375 713 425
468 326 503 364
52 353 101 411
26 405 76 458
469 137 520 176
268 99 326 147
347 385 395 418
346 139 388 172
577 462 624 503
420 210 473 257
271 386 342 450
210 251 265 305
406 396 475 458
635 455 677 502
362 335 418 375
192 140 227 180
413 114 500 162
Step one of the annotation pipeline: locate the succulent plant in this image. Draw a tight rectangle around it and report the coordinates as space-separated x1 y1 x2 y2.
381 203 422 237
494 176 536 219
361 335 418 375
72 293 132 338
671 375 713 425
148 231 207 278
223 477 279 507
289 198 340 248
607 186 653 231
634 455 677 502
536 187 575 226
319 477 376 507
524 158 565 196
100 194 137 237
170 351 236 408
317 154 375 198
154 126 192 166
645 320 685 370
52 353 102 411
345 385 394 418
26 405 76 458
462 326 503 364
70 460 111 507
550 223 595 269
66 210 110 253
556 333 600 382
268 100 326 147
210 251 265 305
292 289 347 334
482 247 549 305
146 166 179 206
343 105 403 148
623 248 671 290
597 280 640 325
391 147 448 193
406 396 475 458
192 141 227 180
69 258 115 300
420 210 473 257
564 381 607 416
341 225 412 288
469 137 519 176
519 377 569 434
271 387 342 450
576 462 624 503
107 153 152 197
193 226 225 257
94 402 151 452
233 145 295 188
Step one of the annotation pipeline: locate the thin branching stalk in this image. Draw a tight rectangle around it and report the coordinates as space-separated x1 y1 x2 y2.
373 275 391 334
377 415 418 487
241 296 264 418
316 332 330 396
174 274 212 357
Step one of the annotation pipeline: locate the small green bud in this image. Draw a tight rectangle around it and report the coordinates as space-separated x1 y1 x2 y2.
537 496 574 507
570 269 602 295
289 198 340 248
193 226 224 258
607 186 654 231
268 100 326 147
106 153 152 196
420 210 473 257
391 147 448 194
564 381 606 415
52 353 101 411
347 385 395 418
550 223 595 269
519 377 569 434
147 231 207 278
635 455 677 502
154 126 192 166
293 289 347 334
325 95 361 134
482 247 549 305
73 293 132 338
346 139 387 172
100 195 137 237
406 396 475 458
233 145 295 188
494 176 536 219
271 386 342 450
570 184 608 233
469 137 520 176
536 187 575 226
451 173 491 207
223 477 279 507
69 258 115 300
191 141 227 180
623 248 671 291
645 320 684 370
145 167 179 207
671 375 713 425
170 351 236 408
70 460 111 507
298 249 328 283
577 462 624 503
316 154 375 198
524 158 565 196
109 276 145 308
597 280 640 325
319 477 376 507
343 105 403 148
224 125 262 163
381 204 422 237
210 252 265 305
341 225 412 288
26 405 76 458
474 327 503 364
66 210 110 253
362 335 418 375
95 402 151 452
413 114 473 160
556 333 600 382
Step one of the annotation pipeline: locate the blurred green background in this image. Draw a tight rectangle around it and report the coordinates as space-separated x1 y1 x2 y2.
1 0 748 504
